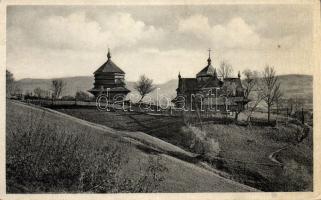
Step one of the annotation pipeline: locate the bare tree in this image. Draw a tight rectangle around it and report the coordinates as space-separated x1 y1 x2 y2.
242 69 259 100
6 70 15 98
134 75 156 103
51 79 66 100
218 60 233 79
259 66 283 122
246 92 264 123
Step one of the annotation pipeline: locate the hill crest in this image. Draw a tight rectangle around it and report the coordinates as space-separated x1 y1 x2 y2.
16 74 312 102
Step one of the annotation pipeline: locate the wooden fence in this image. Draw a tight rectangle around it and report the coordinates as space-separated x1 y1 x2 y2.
249 117 276 127
23 99 97 107
23 99 299 127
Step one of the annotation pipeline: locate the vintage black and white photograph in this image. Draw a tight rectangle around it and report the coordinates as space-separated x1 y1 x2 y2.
4 0 318 196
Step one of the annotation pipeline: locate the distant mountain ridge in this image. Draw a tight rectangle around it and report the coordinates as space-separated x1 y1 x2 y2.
17 76 95 97
16 74 312 103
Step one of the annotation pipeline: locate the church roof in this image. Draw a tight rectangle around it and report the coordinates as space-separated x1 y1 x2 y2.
180 78 198 92
196 65 216 77
201 76 223 88
94 50 125 74
196 50 216 77
94 60 125 74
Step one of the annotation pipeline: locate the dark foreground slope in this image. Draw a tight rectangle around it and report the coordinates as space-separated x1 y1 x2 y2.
6 101 256 193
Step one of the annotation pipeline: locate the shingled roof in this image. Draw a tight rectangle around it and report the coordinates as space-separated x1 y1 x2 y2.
94 60 125 74
177 78 198 93
201 76 223 88
94 50 125 74
196 53 216 77
196 64 216 77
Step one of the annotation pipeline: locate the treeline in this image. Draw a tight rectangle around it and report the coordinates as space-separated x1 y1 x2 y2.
6 70 93 101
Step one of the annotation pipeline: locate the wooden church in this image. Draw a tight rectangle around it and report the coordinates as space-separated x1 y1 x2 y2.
89 49 130 100
172 50 249 113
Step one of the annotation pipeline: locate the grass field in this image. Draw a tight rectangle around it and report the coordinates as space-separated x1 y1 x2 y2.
53 107 188 149
202 123 312 191
51 105 313 192
6 101 256 193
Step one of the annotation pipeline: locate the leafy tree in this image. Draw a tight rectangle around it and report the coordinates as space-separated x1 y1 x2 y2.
134 75 156 103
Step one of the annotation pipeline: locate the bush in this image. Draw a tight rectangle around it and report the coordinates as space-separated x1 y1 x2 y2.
75 91 91 101
61 95 75 100
180 125 220 158
6 108 167 193
275 159 312 191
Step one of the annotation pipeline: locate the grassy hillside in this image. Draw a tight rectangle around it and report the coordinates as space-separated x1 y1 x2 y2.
6 101 256 193
202 123 312 191
54 108 188 149
16 75 312 103
51 104 312 191
277 74 312 99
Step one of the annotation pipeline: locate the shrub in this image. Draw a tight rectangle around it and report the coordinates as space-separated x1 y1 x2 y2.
180 125 220 158
61 95 75 100
275 159 312 191
75 91 91 101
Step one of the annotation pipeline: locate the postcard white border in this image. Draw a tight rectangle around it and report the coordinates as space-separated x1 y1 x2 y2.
0 0 320 199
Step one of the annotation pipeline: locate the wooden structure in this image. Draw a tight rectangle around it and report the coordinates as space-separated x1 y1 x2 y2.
89 49 130 100
172 49 249 112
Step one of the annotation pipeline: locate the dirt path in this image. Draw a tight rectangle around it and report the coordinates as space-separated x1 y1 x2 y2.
268 145 289 166
268 124 310 167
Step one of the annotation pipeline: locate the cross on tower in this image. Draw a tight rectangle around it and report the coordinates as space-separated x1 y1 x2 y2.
207 48 212 65
107 48 111 60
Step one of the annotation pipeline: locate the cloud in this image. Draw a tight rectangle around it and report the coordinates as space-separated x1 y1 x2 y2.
178 14 212 37
98 13 166 48
178 15 260 49
8 11 166 51
6 6 313 82
118 48 215 83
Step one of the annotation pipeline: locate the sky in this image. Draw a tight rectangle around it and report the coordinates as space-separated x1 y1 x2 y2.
7 4 314 83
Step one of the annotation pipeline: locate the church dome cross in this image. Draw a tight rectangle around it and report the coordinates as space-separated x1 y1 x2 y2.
107 48 111 60
207 48 212 65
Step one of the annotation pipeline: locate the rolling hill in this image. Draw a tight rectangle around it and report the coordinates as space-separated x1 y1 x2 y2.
277 74 312 99
16 76 178 102
16 74 312 104
16 76 95 97
7 100 257 192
